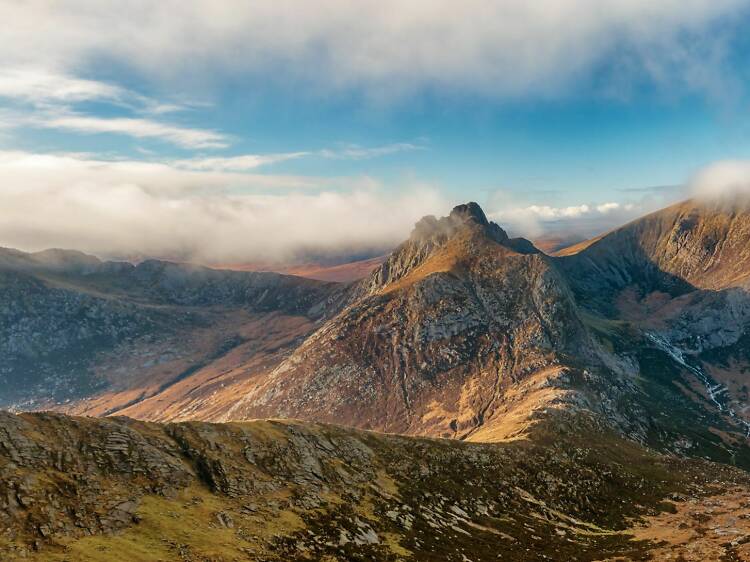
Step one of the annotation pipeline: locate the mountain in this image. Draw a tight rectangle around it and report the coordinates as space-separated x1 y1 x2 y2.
558 198 750 302
193 201 750 466
219 255 387 283
0 249 342 413
556 198 750 451
221 203 597 441
7 200 750 468
532 232 588 255
209 200 750 468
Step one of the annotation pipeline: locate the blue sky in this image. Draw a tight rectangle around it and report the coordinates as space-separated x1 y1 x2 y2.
1 1 750 261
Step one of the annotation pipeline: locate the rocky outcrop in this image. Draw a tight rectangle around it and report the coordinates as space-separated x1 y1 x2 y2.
355 201 537 298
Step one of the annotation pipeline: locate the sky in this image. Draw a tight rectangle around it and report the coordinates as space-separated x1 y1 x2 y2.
1 1 750 262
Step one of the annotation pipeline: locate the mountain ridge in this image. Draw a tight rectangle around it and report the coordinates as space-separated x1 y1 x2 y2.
5 198 750 469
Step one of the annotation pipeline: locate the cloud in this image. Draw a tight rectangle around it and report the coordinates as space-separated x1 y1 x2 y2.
518 203 626 220
173 153 309 172
0 1 745 102
0 151 448 262
487 195 670 239
31 112 229 149
689 160 750 200
173 143 423 171
0 67 194 115
0 67 220 149
0 68 128 105
318 143 424 159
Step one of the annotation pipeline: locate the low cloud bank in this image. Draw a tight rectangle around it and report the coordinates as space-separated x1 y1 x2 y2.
6 151 747 264
486 192 675 241
0 151 447 264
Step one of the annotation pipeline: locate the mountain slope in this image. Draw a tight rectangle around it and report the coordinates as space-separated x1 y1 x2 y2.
558 198 750 301
555 197 750 458
0 249 342 412
206 200 750 467
7 199 750 471
6 200 750 560
221 204 608 440
2 412 750 561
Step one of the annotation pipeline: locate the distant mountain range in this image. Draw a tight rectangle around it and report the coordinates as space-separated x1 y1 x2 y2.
4 198 750 559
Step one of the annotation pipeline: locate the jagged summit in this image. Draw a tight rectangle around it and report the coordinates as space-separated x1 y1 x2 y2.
410 201 537 253
411 201 493 241
451 201 489 223
362 202 539 297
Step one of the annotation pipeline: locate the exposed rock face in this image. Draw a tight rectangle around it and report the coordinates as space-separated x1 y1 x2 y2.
2 412 750 561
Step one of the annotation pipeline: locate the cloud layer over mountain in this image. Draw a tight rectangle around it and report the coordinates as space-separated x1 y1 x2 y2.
0 151 447 263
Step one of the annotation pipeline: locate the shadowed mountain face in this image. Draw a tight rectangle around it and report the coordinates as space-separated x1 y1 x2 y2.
0 250 343 411
557 199 750 310
555 199 750 448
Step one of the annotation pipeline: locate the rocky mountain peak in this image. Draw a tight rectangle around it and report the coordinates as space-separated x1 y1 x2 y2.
357 202 538 297
411 201 496 242
410 201 536 252
450 201 490 225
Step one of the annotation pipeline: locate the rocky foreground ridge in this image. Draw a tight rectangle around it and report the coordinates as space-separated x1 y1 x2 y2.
2 412 750 561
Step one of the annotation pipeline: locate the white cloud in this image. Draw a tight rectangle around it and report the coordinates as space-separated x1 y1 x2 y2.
318 143 424 160
0 150 447 262
0 67 219 149
0 67 195 115
0 150 329 194
0 68 127 105
487 197 662 239
32 113 229 149
0 1 744 101
689 160 750 200
173 143 423 171
173 153 308 172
